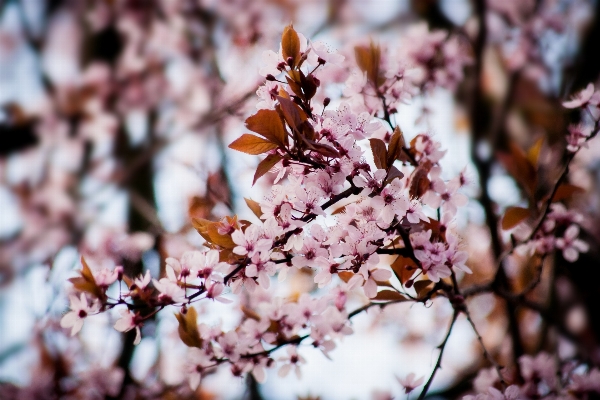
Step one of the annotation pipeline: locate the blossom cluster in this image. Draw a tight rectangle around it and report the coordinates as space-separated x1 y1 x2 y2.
58 23 593 397
466 352 600 399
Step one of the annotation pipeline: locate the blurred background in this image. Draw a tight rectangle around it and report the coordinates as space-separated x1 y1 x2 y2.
1 0 600 399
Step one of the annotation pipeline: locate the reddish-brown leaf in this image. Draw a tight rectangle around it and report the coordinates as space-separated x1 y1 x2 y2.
414 279 434 298
281 24 301 66
175 307 203 348
286 75 304 99
245 109 287 147
369 138 388 170
244 197 264 220
68 257 102 299
191 218 236 248
277 96 307 133
309 141 340 158
497 142 537 197
354 41 382 87
229 134 278 155
385 165 404 185
527 137 544 167
373 290 407 301
241 306 261 321
551 184 585 203
390 256 418 286
338 271 354 283
253 154 282 185
409 164 431 199
501 206 531 230
386 126 405 166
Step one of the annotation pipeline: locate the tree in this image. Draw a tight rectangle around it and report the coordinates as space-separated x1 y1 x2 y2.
1 1 599 399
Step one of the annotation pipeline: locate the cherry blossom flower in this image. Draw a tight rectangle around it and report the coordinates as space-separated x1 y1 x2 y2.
555 225 589 262
232 225 272 258
565 123 593 153
396 372 424 394
60 293 100 336
114 309 142 345
562 83 595 109
152 278 186 304
278 346 306 379
133 270 151 290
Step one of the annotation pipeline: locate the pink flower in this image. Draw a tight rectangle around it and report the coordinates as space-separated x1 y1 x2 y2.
205 280 231 303
232 225 272 258
246 252 277 289
396 372 424 394
359 265 392 298
278 346 306 379
114 309 142 345
93 267 120 289
133 270 151 289
555 225 588 262
60 293 100 336
152 278 186 304
565 123 592 153
562 83 595 109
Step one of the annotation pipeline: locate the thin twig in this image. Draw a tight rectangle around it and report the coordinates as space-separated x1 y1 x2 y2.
417 310 459 400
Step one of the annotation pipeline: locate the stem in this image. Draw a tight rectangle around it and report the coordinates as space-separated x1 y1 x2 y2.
417 310 459 400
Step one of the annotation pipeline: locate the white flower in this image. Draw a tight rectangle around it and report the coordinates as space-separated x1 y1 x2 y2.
60 293 100 336
114 309 141 345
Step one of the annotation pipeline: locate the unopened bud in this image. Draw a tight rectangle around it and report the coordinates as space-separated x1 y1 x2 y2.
266 74 276 81
318 56 326 65
277 61 287 71
323 97 330 107
405 279 414 288
286 56 294 67
180 305 187 314
115 266 124 280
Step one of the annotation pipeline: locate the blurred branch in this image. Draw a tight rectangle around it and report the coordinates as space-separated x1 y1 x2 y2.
417 310 459 400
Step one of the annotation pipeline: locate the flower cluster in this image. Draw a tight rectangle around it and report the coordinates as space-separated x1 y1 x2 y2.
57 23 594 398
465 352 600 399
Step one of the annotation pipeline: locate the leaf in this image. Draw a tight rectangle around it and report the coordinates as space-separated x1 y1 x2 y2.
253 154 282 185
281 24 301 65
228 134 278 155
409 163 432 199
241 306 261 321
551 184 584 203
191 217 236 248
501 206 530 230
286 75 304 99
354 41 382 87
414 279 433 298
331 205 347 215
386 126 405 167
369 138 388 170
527 137 544 167
175 307 203 348
300 73 318 100
277 96 307 133
68 257 102 299
309 141 340 158
338 271 354 283
497 142 537 197
385 166 404 185
245 109 287 147
373 290 407 301
244 198 263 220
390 256 418 286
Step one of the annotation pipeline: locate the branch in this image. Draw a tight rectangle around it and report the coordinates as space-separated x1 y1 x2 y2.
417 309 459 400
